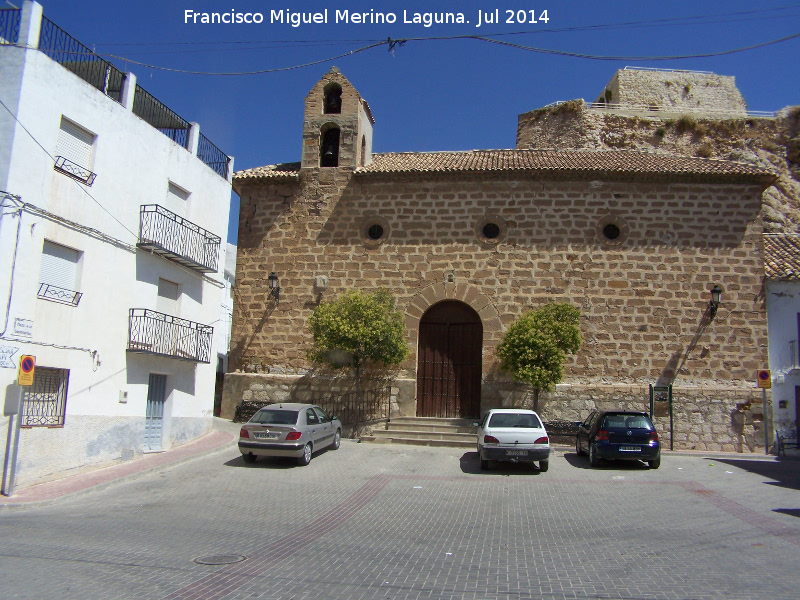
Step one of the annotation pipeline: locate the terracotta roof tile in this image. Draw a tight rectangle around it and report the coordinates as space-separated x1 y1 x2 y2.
765 234 800 280
356 149 774 182
234 162 300 180
233 150 775 184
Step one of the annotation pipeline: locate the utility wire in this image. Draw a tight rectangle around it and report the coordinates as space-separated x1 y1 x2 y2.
42 30 800 76
0 96 140 241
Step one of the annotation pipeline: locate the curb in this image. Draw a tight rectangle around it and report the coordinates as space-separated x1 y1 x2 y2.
0 429 237 510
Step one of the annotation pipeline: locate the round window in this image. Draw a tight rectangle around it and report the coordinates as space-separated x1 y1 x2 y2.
360 216 390 246
596 215 628 246
602 223 621 241
482 223 501 239
475 216 507 245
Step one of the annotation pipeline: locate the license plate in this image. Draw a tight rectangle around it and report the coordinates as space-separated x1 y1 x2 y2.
506 450 528 456
254 432 279 439
619 446 641 452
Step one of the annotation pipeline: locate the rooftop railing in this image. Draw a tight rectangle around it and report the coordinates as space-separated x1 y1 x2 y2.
128 308 213 364
198 133 231 179
18 14 231 178
138 204 221 273
132 85 190 149
38 16 124 103
0 8 20 45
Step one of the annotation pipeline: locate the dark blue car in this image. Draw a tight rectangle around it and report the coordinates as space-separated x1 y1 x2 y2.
576 410 661 469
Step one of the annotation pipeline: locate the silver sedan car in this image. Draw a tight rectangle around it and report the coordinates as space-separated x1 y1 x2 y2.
238 403 342 466
475 408 551 471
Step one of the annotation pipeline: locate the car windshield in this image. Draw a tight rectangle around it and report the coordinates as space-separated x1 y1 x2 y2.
602 414 653 430
250 409 299 425
488 413 542 428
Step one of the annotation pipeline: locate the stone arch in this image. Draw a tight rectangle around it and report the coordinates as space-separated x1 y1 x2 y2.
404 283 502 373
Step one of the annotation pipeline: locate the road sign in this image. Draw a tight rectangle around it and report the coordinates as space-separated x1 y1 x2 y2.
757 370 771 389
18 355 35 386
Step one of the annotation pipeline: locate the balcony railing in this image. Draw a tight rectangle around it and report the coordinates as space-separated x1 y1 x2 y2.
138 204 221 273
54 156 97 186
38 17 124 103
38 283 82 306
128 308 213 363
0 8 20 45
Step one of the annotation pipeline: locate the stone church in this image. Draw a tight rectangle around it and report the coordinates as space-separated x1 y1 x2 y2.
224 67 777 452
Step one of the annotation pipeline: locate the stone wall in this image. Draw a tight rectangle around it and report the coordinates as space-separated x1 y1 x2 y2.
223 373 771 452
595 69 748 116
230 167 769 451
516 101 800 235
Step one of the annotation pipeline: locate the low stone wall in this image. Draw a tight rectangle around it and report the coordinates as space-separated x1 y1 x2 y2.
224 373 771 453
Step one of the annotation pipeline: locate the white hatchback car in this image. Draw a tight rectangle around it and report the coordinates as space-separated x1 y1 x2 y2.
474 409 551 471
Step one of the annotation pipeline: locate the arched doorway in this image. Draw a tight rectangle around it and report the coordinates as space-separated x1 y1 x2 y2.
416 301 482 418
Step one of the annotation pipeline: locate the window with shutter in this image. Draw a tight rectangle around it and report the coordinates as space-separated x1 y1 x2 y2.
56 118 95 169
38 240 82 305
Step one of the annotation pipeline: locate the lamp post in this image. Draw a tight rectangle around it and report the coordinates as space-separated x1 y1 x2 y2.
268 272 280 305
708 285 722 320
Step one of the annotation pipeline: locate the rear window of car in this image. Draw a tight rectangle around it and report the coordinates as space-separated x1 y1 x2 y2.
488 413 542 429
250 409 299 425
602 414 653 430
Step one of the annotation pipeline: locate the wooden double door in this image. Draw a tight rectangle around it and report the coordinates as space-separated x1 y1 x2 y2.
416 301 482 418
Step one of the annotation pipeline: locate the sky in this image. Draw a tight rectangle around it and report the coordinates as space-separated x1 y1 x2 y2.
37 1 800 244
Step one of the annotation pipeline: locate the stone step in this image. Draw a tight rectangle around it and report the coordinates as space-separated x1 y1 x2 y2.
390 417 477 427
386 422 477 434
372 429 475 443
361 435 475 449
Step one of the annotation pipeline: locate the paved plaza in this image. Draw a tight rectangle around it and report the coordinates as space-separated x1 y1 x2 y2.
1 424 799 600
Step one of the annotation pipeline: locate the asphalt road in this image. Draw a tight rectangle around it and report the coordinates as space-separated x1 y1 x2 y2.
1 436 799 600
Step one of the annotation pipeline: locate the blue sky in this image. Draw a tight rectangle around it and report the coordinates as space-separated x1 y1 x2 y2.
39 1 800 244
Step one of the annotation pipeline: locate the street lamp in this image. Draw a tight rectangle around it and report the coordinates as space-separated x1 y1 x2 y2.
268 272 280 305
708 284 722 320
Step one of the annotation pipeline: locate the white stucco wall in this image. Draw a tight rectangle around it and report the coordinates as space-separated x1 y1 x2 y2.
0 5 231 488
766 280 800 432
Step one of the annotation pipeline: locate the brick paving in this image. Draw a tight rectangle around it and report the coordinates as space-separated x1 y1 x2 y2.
1 434 799 600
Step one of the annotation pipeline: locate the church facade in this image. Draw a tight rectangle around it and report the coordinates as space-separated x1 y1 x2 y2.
224 67 776 452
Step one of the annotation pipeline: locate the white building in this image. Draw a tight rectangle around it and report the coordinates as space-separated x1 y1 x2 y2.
0 1 232 489
765 234 800 442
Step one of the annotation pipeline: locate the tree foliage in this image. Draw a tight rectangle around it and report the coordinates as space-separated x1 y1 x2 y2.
307 289 409 371
496 303 583 392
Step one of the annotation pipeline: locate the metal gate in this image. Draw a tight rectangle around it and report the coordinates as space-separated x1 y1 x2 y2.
145 374 166 450
416 301 482 418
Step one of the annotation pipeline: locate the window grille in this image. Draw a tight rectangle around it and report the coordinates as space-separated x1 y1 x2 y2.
21 367 70 427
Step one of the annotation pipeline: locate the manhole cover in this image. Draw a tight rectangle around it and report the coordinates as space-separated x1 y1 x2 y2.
193 554 247 565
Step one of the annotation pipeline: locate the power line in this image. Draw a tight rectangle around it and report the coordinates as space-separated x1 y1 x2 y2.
84 30 800 76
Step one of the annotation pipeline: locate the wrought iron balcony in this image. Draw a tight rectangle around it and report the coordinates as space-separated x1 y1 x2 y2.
38 283 82 306
138 204 221 273
127 308 213 363
54 156 97 186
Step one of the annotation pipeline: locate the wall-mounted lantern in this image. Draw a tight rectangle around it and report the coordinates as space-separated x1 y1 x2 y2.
268 272 280 305
708 284 722 320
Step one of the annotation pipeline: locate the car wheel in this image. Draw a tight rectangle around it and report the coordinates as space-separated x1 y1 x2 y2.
539 459 549 472
648 456 661 469
297 443 312 466
575 436 585 456
480 457 490 470
589 443 600 468
331 429 341 450
242 453 257 464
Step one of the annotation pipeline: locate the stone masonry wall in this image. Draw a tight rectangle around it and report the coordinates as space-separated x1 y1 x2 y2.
516 101 800 234
595 69 748 116
229 169 770 451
